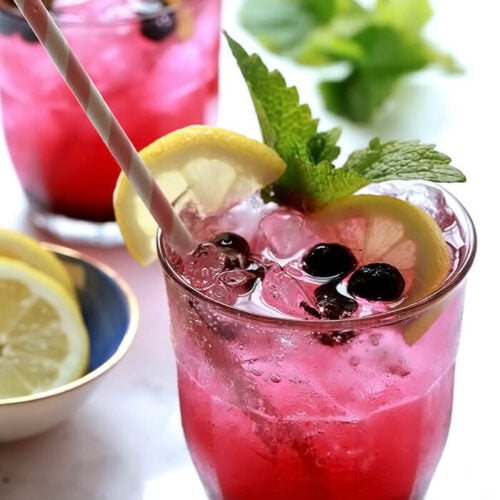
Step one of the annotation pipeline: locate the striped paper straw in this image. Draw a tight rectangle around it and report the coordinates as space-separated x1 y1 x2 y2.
12 0 194 253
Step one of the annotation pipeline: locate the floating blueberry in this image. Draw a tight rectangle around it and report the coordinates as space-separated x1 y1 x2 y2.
348 263 405 301
302 243 357 279
313 330 355 346
314 281 358 319
139 1 176 42
299 301 321 319
0 9 16 36
211 232 250 257
0 8 38 42
247 262 266 281
211 232 251 270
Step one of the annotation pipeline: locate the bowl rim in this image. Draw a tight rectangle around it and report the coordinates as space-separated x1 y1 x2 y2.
0 242 139 406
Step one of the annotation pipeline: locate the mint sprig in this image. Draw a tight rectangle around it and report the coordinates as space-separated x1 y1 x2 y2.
239 0 461 123
225 33 465 213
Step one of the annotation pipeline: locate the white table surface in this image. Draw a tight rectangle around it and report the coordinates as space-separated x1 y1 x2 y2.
0 1 498 499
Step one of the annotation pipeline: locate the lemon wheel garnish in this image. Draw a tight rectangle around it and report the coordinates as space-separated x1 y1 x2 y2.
0 258 89 399
0 228 75 296
311 194 450 342
311 194 450 303
113 125 286 265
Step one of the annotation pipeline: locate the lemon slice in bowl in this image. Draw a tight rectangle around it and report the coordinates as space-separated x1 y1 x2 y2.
310 194 451 342
0 228 75 296
0 258 89 399
113 125 286 265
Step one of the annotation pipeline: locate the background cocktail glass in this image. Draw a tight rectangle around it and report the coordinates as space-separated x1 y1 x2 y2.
157 184 476 500
0 0 221 244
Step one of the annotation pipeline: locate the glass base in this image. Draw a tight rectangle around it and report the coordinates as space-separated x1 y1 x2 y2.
31 209 123 247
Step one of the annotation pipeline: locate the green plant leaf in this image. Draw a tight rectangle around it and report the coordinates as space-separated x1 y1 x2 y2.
239 0 462 122
343 138 466 182
226 34 466 212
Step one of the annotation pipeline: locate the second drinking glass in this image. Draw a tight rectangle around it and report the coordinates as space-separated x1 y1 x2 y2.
0 0 221 244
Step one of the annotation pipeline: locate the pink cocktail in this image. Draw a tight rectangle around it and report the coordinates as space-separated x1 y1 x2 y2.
0 0 220 243
158 182 476 499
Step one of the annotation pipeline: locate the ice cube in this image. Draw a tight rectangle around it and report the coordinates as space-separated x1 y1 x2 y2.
399 183 456 230
182 243 227 289
180 204 224 242
221 194 277 245
362 181 456 230
204 281 238 306
218 268 260 295
261 264 318 319
259 209 317 259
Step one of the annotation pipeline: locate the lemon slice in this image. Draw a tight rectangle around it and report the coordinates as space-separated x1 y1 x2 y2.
310 194 450 341
113 125 286 265
0 228 75 296
0 258 89 399
311 194 450 303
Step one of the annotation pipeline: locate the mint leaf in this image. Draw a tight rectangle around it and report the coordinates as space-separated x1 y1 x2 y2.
238 0 316 56
225 32 318 157
302 0 337 23
263 161 370 212
353 25 430 71
226 34 466 212
225 33 346 211
343 138 466 182
240 0 365 60
308 128 342 164
373 0 432 33
320 70 398 123
319 23 432 120
240 0 461 123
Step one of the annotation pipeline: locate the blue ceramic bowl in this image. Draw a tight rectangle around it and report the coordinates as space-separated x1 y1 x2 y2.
0 243 138 442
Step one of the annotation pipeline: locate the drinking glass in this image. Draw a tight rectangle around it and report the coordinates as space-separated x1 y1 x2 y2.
157 185 476 500
0 0 221 244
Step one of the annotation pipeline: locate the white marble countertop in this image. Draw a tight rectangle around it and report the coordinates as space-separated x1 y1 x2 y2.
0 1 498 498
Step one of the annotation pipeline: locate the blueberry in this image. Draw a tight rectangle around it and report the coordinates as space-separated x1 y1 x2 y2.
209 232 251 270
314 281 358 319
348 263 405 301
302 243 357 279
313 330 355 346
19 24 37 42
299 301 321 319
0 10 17 36
139 2 176 42
0 8 38 42
247 262 266 280
211 232 250 257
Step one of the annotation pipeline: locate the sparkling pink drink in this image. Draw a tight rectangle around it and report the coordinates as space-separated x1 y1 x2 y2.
158 182 476 499
0 0 220 242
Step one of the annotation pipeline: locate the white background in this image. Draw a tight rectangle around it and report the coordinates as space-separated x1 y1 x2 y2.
0 1 498 498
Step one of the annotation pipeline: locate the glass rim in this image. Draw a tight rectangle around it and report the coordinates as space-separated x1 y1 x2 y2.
157 184 477 330
0 0 204 27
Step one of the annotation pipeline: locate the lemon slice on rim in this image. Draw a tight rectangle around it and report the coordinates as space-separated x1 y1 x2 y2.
0 258 89 399
113 125 286 265
310 194 450 341
0 228 75 296
311 194 450 304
